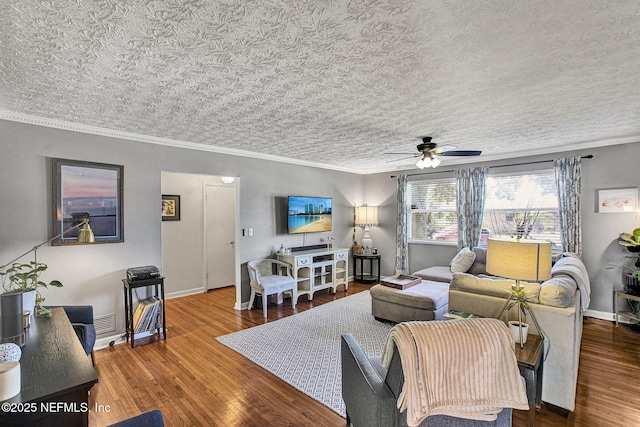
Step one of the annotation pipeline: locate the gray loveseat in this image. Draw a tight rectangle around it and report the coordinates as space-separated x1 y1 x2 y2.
412 248 590 413
341 333 514 427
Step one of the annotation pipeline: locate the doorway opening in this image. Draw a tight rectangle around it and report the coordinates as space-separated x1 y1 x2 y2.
161 172 241 309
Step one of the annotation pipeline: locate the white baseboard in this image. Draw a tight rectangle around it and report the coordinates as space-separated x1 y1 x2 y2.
165 286 205 299
585 308 639 325
584 308 615 321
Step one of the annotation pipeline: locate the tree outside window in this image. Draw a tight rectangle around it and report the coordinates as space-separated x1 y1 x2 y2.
407 171 560 250
483 171 560 248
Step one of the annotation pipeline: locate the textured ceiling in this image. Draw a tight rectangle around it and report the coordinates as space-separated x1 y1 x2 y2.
1 0 640 174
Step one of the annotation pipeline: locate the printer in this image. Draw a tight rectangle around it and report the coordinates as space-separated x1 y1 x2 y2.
126 265 161 282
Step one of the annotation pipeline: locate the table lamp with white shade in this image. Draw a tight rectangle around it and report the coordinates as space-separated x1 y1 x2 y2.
486 237 552 347
354 205 378 250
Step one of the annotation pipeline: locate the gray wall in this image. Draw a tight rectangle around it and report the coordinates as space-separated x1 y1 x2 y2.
0 119 362 338
2 117 639 337
364 143 640 316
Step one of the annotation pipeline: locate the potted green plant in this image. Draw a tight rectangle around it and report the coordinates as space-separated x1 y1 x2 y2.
0 261 63 317
618 228 640 253
505 283 530 346
503 283 546 348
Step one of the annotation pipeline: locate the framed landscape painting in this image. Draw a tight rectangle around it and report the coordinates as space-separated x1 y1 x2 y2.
162 195 180 221
53 158 124 244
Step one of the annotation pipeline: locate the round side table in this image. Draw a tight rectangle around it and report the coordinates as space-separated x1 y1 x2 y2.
353 253 381 284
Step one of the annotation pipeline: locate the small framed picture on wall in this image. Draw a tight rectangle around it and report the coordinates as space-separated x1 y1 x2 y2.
597 188 637 213
162 195 180 221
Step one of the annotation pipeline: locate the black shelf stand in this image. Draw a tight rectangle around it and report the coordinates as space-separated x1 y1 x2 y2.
122 276 166 348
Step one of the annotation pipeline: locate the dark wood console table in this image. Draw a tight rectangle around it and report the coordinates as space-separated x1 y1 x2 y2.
0 308 98 426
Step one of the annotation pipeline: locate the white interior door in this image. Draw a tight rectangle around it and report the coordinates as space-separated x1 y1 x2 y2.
205 184 236 290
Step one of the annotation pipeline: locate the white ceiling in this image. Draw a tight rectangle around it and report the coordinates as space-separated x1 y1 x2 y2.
1 1 640 174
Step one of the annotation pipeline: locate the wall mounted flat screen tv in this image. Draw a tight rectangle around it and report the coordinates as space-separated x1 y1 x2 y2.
288 196 332 234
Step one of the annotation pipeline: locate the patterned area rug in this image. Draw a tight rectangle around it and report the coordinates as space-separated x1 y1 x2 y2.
216 291 394 416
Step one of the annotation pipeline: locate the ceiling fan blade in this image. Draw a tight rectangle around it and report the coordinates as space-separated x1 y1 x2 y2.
439 150 482 157
385 154 421 163
431 145 456 154
384 152 417 155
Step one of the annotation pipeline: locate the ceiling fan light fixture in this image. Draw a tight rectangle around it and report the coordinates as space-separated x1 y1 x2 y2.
416 153 440 169
392 136 481 170
416 156 432 169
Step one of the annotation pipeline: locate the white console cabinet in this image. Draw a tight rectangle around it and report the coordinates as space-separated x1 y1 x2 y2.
277 247 349 302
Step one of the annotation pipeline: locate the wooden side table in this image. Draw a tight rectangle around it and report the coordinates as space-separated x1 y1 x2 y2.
353 253 381 284
123 276 167 348
515 334 544 427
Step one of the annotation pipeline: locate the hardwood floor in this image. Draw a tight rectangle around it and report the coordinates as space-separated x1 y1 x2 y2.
89 284 640 427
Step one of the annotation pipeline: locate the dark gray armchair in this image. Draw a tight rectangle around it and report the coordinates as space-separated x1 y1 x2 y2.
108 410 164 427
341 333 514 427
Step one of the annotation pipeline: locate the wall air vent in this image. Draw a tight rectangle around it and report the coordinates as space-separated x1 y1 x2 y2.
94 313 116 334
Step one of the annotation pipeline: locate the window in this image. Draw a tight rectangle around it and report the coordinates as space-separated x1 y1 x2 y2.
407 170 561 249
482 170 560 248
407 178 457 241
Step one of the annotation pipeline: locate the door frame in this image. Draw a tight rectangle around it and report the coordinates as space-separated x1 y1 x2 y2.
202 179 242 310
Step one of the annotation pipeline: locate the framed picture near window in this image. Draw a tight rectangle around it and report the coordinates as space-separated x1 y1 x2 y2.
162 195 180 221
597 188 638 213
53 158 124 245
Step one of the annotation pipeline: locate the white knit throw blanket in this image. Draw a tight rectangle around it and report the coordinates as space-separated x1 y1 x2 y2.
381 319 529 427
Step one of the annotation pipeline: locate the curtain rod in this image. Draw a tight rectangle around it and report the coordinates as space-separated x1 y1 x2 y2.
389 154 593 178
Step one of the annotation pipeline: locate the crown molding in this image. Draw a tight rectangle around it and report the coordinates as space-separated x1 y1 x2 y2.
2 110 639 175
0 111 363 174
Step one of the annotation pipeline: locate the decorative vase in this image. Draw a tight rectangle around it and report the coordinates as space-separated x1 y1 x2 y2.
0 343 21 363
508 320 529 344
22 290 36 318
0 290 25 347
0 362 20 400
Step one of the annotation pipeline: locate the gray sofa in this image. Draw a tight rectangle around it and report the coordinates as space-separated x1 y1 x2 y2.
412 248 589 413
341 333 514 427
412 247 489 283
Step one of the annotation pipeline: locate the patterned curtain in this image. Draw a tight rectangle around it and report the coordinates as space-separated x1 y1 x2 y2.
395 175 409 274
554 156 582 256
455 167 489 248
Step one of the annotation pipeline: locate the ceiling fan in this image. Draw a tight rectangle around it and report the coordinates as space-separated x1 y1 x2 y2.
386 136 482 169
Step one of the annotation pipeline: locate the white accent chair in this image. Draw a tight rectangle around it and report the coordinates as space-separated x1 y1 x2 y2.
247 259 296 318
